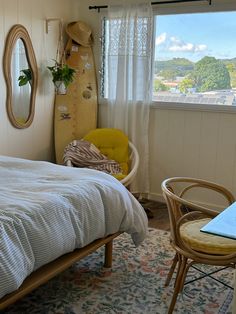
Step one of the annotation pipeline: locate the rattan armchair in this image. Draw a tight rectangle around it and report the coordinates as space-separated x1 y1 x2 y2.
64 128 139 188
161 177 236 314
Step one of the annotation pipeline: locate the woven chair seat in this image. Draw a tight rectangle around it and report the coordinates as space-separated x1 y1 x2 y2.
180 218 236 255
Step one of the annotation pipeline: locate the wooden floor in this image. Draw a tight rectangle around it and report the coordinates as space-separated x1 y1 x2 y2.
139 199 170 231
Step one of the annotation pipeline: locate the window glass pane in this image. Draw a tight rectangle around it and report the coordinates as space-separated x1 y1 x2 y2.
153 12 236 106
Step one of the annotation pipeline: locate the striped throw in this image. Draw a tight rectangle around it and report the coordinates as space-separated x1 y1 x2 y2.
63 140 122 174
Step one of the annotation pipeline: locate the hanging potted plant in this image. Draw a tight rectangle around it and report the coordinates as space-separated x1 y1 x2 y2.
47 60 76 95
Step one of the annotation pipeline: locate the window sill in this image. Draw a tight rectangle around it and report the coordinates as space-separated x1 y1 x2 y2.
99 98 236 114
151 101 236 113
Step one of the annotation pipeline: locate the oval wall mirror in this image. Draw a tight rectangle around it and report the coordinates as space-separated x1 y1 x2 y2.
3 24 38 129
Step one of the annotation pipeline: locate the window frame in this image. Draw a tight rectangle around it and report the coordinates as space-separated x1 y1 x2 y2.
100 1 236 113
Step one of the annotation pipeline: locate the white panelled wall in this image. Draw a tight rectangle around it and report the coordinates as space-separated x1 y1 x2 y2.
149 108 236 202
0 0 79 161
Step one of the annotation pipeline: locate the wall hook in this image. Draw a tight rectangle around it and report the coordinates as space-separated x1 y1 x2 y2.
45 18 63 34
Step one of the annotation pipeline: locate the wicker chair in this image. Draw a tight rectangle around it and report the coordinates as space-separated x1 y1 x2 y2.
65 128 139 188
161 177 236 314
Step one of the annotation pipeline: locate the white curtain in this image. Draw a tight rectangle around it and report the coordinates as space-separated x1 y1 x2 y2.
106 1 153 193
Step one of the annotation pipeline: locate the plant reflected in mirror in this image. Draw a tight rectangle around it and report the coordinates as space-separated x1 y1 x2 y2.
18 68 32 86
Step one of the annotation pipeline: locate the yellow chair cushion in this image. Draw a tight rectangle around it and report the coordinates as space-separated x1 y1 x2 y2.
83 128 129 175
112 173 127 181
180 218 236 255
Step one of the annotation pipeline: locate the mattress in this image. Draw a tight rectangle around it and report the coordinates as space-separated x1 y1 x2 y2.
0 155 148 299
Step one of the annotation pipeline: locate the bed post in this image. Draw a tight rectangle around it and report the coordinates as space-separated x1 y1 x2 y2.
104 239 113 267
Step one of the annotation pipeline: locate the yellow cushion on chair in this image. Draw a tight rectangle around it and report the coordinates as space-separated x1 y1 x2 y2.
83 128 129 176
180 218 236 255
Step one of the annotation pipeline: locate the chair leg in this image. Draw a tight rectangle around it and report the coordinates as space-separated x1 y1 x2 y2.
165 253 179 286
174 254 182 287
168 256 188 314
179 260 194 292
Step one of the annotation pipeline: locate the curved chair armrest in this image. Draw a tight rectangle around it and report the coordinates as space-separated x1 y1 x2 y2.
179 182 235 207
120 141 139 187
162 177 235 217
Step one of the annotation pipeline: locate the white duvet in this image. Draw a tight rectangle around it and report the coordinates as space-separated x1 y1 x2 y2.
0 155 148 299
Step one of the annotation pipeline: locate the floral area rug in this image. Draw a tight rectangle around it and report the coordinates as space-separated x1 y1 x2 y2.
4 229 234 314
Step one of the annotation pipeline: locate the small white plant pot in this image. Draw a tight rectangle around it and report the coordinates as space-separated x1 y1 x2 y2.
55 81 67 95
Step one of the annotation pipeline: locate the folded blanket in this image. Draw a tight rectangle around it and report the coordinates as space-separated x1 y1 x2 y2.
63 140 122 175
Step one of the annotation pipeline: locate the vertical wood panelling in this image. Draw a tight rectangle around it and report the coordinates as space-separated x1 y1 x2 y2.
30 0 47 160
0 0 8 154
18 0 32 31
182 111 202 178
164 110 185 176
214 113 236 190
3 0 17 32
149 108 170 189
148 109 236 200
3 0 20 158
232 144 236 194
32 1 55 160
0 0 79 160
197 112 220 182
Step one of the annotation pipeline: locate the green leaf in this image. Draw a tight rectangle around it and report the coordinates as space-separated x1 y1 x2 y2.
47 60 76 88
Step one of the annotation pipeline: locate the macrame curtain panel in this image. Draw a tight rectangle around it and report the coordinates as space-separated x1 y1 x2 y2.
106 1 153 193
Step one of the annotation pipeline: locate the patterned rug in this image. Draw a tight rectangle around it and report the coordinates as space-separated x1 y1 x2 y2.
4 229 234 314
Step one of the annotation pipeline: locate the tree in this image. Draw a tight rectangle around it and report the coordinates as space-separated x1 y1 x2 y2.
153 79 169 92
191 56 231 92
159 69 177 81
226 63 236 88
179 77 194 94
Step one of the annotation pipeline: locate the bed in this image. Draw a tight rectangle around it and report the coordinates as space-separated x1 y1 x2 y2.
0 155 148 309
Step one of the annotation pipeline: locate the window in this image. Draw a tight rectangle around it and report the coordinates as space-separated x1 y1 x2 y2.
153 11 236 106
101 8 236 108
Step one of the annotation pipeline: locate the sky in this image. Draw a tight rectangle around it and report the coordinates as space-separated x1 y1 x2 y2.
155 11 236 62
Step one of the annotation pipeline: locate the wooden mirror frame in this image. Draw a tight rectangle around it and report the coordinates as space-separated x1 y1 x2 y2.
3 24 38 129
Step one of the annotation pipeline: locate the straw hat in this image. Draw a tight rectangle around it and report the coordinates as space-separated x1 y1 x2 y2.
66 21 93 47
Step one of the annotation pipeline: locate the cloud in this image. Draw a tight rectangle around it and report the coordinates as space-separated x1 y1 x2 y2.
195 44 207 52
168 36 207 53
156 32 167 45
155 33 207 54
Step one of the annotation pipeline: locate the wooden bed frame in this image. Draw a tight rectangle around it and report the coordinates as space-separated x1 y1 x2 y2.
0 232 121 310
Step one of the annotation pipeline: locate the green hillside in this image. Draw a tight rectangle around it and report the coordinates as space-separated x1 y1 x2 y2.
154 56 236 92
154 58 194 77
155 57 236 77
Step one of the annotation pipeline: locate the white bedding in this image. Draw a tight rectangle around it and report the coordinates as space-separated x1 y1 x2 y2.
0 155 148 299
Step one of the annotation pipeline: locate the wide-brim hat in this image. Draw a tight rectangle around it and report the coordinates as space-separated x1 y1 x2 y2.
66 21 93 47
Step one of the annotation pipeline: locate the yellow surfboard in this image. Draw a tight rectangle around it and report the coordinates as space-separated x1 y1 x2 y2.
54 39 98 164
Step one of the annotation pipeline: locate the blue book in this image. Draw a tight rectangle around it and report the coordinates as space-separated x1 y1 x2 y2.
200 201 236 240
